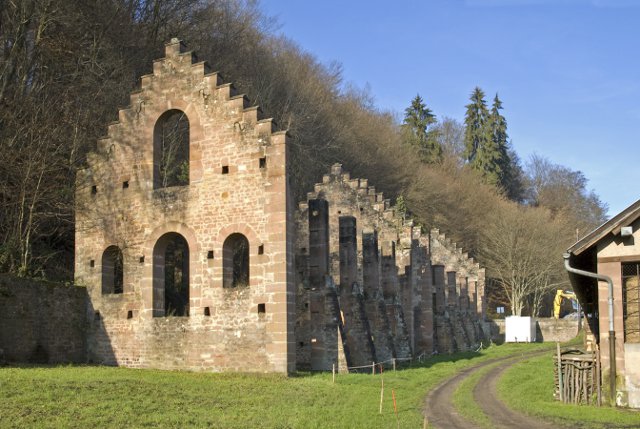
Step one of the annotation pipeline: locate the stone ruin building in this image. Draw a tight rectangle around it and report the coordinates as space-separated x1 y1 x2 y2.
74 39 486 373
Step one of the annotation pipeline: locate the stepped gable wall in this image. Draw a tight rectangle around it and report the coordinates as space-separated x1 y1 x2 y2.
75 39 294 373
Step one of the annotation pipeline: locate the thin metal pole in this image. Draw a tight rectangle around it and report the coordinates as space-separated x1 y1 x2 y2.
557 342 564 402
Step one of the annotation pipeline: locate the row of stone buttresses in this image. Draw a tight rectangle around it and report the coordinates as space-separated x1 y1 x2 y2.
78 38 285 191
297 163 483 283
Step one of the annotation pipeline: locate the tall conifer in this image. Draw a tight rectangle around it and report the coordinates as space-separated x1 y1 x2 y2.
488 93 525 199
486 93 510 187
403 94 442 163
464 89 520 193
463 87 489 164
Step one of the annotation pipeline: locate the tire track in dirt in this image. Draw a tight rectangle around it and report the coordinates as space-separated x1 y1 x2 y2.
423 356 513 429
424 349 560 429
473 355 563 429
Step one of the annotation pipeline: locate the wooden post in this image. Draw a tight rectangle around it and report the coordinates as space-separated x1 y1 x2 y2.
332 363 336 384
596 347 601 406
392 389 400 429
379 378 384 414
372 361 376 375
393 358 396 372
557 342 564 402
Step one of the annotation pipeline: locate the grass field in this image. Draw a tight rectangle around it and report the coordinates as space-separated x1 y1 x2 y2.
498 351 640 429
5 339 636 428
1 342 535 429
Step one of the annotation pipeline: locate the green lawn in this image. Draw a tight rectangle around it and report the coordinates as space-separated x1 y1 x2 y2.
1 343 537 429
498 352 640 429
7 341 628 429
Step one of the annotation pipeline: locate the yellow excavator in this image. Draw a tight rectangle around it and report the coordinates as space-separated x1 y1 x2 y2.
553 289 577 319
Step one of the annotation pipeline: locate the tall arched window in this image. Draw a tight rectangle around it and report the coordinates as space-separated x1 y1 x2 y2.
153 109 189 188
102 246 124 295
223 233 249 288
153 232 189 316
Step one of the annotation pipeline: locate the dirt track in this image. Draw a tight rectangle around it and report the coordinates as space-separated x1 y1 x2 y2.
424 351 565 429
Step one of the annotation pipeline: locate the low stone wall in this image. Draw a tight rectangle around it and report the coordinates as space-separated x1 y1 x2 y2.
536 318 580 342
486 317 579 343
0 274 88 363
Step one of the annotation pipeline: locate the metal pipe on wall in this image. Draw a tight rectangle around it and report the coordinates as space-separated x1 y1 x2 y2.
563 253 616 406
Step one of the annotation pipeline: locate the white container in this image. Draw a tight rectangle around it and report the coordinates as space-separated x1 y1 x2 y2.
505 316 536 342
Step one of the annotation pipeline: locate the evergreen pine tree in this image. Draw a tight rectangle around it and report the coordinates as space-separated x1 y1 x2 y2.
403 94 442 163
464 89 521 194
488 93 525 199
485 93 510 187
504 146 526 201
463 87 489 163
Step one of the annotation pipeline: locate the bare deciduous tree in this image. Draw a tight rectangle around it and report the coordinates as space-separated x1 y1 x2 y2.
479 204 570 316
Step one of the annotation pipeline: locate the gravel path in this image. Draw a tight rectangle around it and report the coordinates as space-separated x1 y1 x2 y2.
424 350 566 429
473 355 561 429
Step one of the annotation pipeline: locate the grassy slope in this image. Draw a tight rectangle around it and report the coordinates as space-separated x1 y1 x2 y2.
498 352 640 428
1 343 538 429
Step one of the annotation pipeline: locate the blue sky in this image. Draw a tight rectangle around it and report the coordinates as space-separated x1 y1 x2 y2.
260 0 640 216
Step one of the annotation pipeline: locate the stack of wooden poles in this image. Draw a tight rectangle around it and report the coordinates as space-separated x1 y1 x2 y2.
553 343 601 406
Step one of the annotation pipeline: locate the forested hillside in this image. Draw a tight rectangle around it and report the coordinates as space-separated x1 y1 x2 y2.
0 0 606 315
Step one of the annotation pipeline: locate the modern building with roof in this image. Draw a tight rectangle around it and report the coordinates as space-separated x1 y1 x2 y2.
565 199 640 407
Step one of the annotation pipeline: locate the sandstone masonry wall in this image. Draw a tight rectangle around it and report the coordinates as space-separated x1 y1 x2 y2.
75 39 294 373
0 275 87 363
294 164 486 369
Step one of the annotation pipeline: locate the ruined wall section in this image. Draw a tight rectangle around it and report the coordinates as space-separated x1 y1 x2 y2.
428 229 485 351
294 199 343 370
337 216 377 366
294 202 311 368
429 229 485 318
407 230 434 356
0 276 88 364
381 241 413 359
298 164 425 364
294 165 487 361
75 39 294 373
362 232 396 363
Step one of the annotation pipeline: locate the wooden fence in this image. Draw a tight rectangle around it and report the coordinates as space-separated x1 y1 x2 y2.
554 344 601 406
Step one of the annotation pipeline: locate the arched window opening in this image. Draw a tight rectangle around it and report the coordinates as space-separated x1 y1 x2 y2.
102 246 124 295
223 233 249 288
153 109 189 188
153 232 189 317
